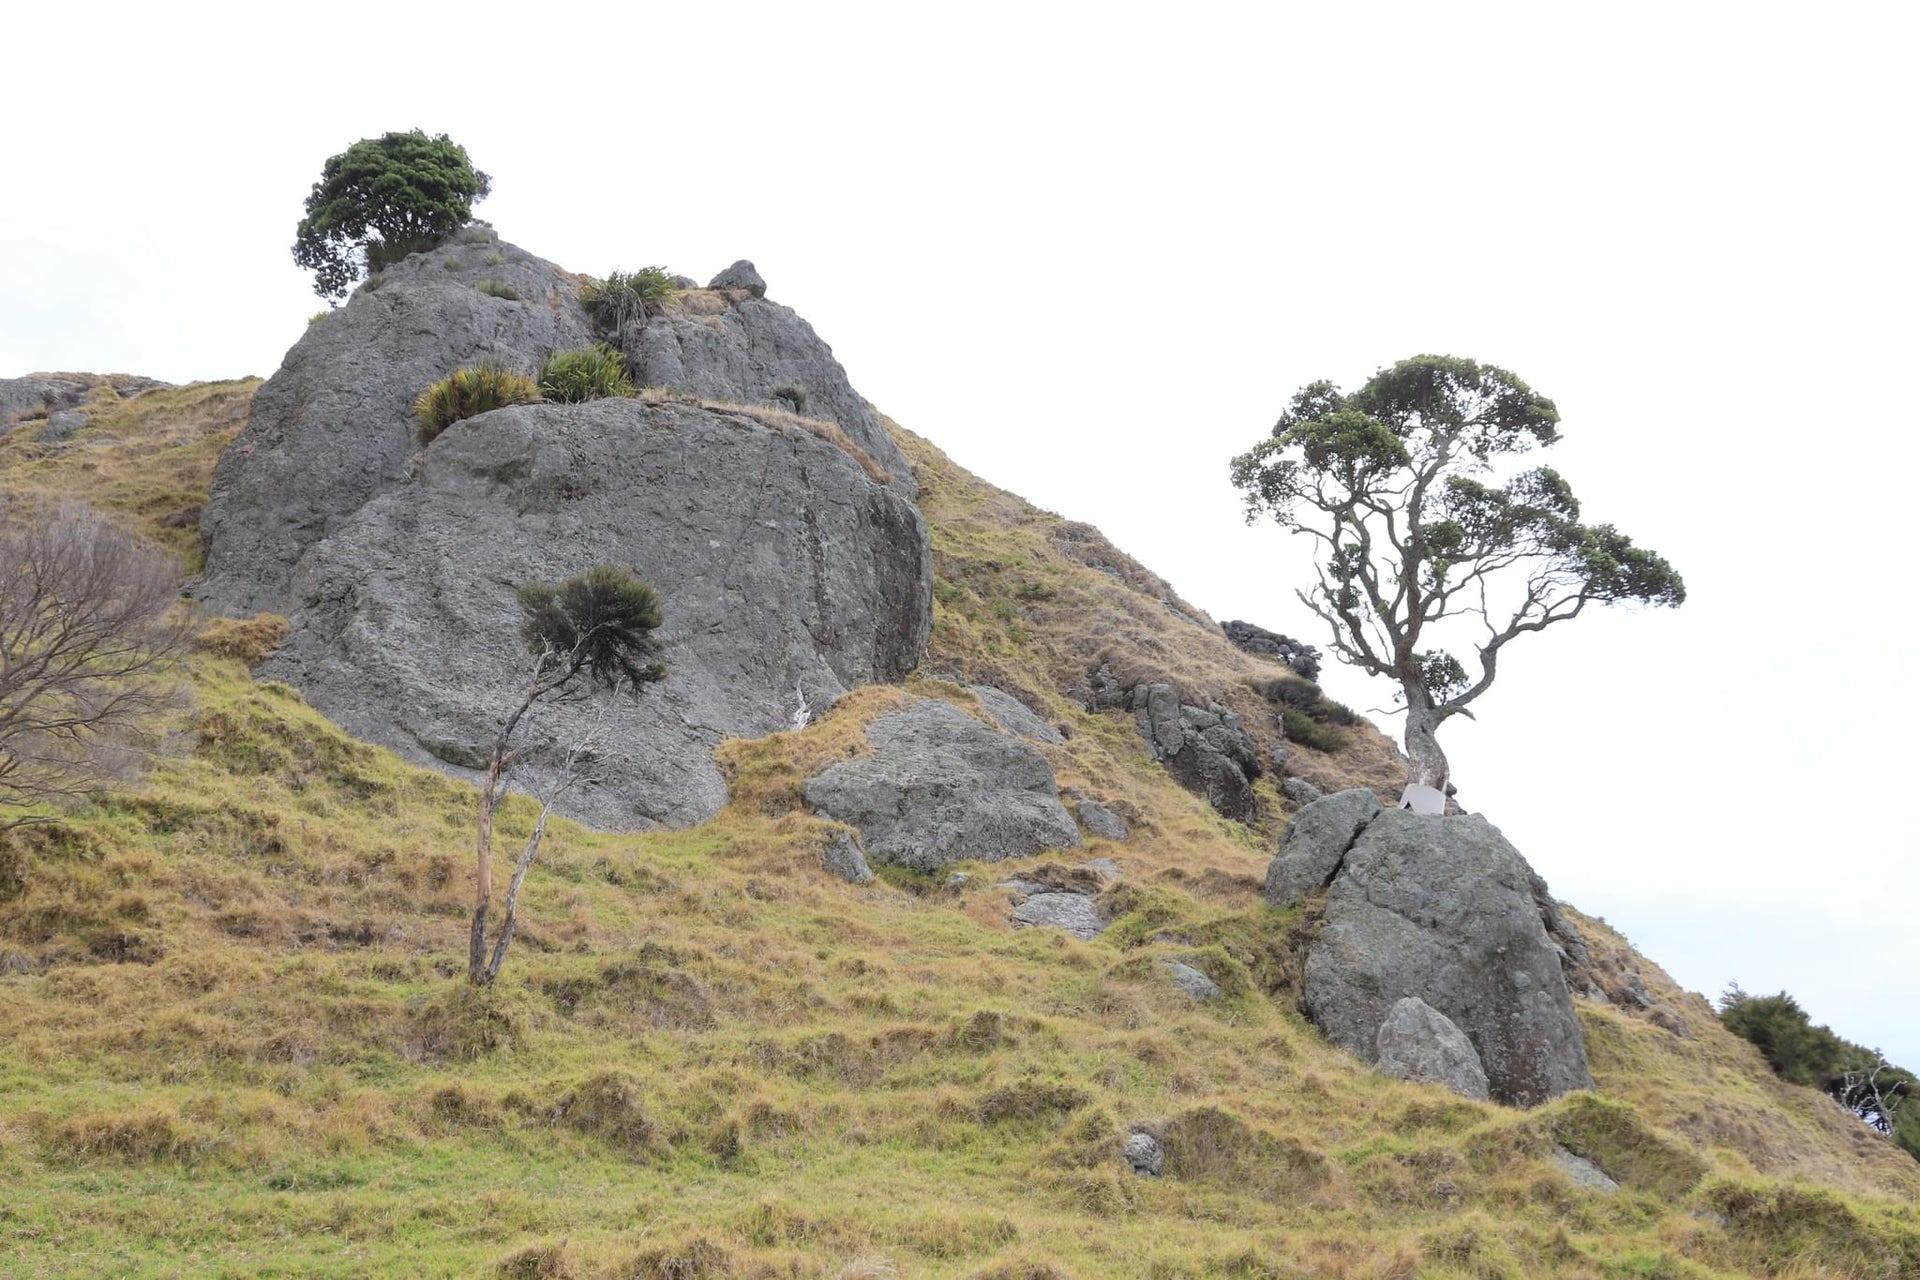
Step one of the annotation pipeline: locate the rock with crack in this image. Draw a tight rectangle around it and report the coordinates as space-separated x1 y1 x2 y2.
821 833 874 885
262 396 932 830
970 685 1065 745
1302 808 1595 1107
802 699 1081 871
1265 788 1382 908
1130 682 1263 822
1373 997 1490 1100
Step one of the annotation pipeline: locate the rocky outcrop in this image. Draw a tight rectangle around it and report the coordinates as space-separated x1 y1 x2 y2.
821 833 875 885
970 685 1064 745
0 373 170 433
1373 997 1491 1100
1281 800 1594 1107
620 267 912 496
1073 798 1129 842
1000 859 1119 940
802 700 1080 871
1130 683 1263 822
0 376 87 427
1265 788 1381 908
1221 620 1321 680
264 396 932 829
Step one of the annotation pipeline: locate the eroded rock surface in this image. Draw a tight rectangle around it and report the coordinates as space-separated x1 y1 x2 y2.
1373 997 1490 1100
265 397 932 829
1265 788 1381 908
970 685 1064 745
1130 682 1262 822
1301 808 1594 1107
802 700 1079 871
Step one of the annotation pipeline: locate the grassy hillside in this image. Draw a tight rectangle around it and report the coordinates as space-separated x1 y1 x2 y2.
0 387 1915 1278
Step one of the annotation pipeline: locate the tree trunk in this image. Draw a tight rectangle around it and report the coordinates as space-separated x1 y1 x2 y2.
1402 692 1451 794
468 762 501 986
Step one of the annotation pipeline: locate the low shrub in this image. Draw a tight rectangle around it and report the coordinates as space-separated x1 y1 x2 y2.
539 344 635 403
307 310 330 326
414 364 539 443
365 231 439 272
474 279 519 300
579 267 677 333
769 382 807 411
485 250 506 266
1281 706 1347 753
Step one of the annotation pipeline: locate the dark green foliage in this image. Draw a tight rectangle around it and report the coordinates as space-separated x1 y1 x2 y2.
1279 707 1346 753
1719 985 1918 1161
473 279 519 301
768 383 807 412
1250 676 1355 726
578 268 677 335
292 130 491 299
516 566 666 694
538 345 635 404
414 365 539 444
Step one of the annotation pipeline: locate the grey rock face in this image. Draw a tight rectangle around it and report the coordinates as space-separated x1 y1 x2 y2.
1010 890 1105 940
201 239 601 615
1303 809 1594 1107
0 377 86 428
1221 620 1321 680
1280 776 1324 806
1123 1131 1164 1177
1075 799 1129 842
264 397 932 829
970 685 1064 745
621 288 912 496
1374 997 1491 1100
1130 683 1263 822
822 833 874 885
1164 960 1223 1002
1265 788 1382 908
36 409 89 443
1552 1147 1620 1193
707 259 768 297
802 700 1080 871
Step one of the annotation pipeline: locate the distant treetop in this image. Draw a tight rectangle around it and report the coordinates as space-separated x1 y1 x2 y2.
292 130 490 300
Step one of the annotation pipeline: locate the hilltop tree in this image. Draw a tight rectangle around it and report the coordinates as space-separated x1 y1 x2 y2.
293 130 491 300
468 566 665 986
1231 356 1684 795
0 501 187 828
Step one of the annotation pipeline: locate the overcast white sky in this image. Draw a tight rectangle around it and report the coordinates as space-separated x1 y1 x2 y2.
5 3 1914 1065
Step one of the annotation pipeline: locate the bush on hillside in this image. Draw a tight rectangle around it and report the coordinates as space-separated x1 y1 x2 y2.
293 130 491 299
538 345 635 403
1280 707 1346 753
1719 985 1918 1161
579 268 677 334
415 365 539 444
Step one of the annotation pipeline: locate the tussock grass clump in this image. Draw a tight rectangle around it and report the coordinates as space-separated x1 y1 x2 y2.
196 614 289 667
538 344 635 403
474 278 519 300
579 267 677 333
548 1070 661 1157
414 364 539 443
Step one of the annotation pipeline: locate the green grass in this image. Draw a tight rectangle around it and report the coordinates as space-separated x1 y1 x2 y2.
0 393 1916 1277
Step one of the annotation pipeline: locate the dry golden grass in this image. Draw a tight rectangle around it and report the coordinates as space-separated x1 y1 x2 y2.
637 386 894 485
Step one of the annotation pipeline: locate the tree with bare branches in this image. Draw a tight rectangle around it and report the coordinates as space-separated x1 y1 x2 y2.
0 501 187 828
1231 356 1684 795
469 566 665 986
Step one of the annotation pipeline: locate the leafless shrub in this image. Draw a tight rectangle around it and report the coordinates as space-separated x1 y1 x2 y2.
0 499 188 825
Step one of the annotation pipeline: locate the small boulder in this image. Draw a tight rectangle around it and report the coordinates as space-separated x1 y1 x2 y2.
802 699 1081 872
708 259 767 297
1163 960 1223 1002
1076 800 1129 842
821 833 874 885
35 409 89 443
1123 1130 1164 1177
1373 997 1490 1100
970 685 1065 745
1264 788 1381 908
1010 890 1104 941
1552 1147 1620 1193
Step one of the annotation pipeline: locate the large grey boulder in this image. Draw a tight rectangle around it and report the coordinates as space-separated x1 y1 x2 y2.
263 396 932 829
0 376 87 428
801 699 1080 871
620 275 913 496
1130 683 1262 822
1303 809 1594 1107
707 259 767 297
200 238 601 615
1265 788 1381 908
1373 997 1491 1100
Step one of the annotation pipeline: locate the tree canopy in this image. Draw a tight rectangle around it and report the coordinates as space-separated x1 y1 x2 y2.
292 130 490 299
1231 355 1684 794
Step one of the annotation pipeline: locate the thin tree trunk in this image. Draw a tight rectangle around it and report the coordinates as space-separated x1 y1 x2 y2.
481 801 555 985
1402 691 1451 794
468 760 502 985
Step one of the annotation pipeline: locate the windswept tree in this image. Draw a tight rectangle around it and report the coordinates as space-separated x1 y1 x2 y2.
0 501 187 827
1231 356 1684 795
469 566 665 986
293 130 491 300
